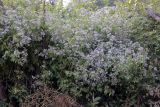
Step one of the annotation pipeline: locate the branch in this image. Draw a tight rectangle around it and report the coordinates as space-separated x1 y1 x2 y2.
0 0 6 15
145 8 160 22
0 0 3 7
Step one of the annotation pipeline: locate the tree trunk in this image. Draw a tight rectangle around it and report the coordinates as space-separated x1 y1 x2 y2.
0 82 6 101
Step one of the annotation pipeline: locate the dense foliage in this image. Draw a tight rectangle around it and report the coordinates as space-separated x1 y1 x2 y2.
0 0 159 107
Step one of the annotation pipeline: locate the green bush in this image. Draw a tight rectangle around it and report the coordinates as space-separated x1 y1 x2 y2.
0 0 158 107
128 14 160 85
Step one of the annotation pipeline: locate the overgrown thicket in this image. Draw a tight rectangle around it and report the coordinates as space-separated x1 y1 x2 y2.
0 0 160 107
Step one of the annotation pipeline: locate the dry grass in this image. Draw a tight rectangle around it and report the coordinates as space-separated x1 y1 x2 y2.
22 86 83 107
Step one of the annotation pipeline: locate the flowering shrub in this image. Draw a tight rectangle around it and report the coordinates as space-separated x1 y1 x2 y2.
0 0 158 107
43 7 150 106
